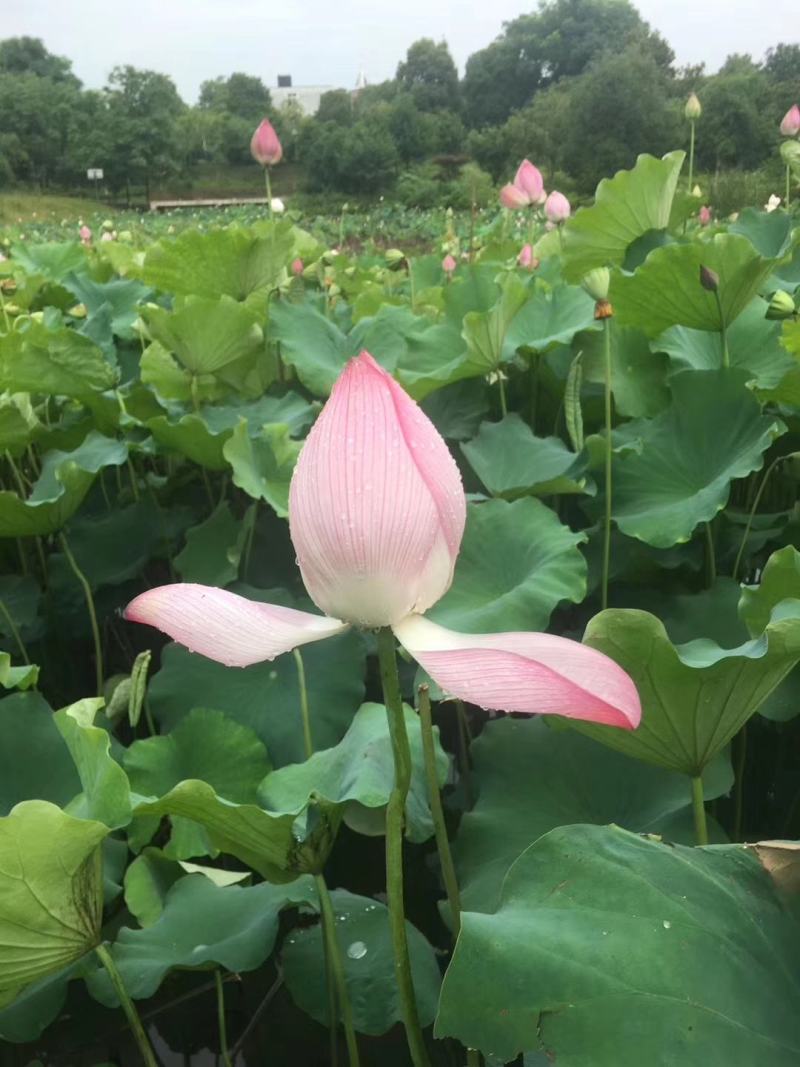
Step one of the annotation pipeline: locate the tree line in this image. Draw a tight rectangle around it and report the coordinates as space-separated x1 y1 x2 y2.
0 0 797 202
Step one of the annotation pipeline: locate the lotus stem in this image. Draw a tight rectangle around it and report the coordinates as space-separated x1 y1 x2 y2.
315 873 361 1067
418 685 463 937
293 647 314 760
691 776 709 846
688 120 696 194
95 943 160 1067
497 374 508 418
732 456 784 582
59 533 103 697
376 627 431 1067
0 597 29 665
734 724 747 841
214 969 233 1067
601 316 613 610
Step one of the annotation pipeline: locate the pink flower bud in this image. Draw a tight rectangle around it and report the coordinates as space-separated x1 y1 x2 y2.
698 205 712 227
79 225 92 244
514 160 544 203
517 244 533 269
544 191 570 223
442 253 457 275
780 105 800 138
500 183 529 210
250 117 283 167
291 258 304 276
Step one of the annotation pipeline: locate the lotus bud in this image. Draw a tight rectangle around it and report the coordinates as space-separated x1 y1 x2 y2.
692 184 702 198
79 225 92 244
766 290 796 320
250 117 283 166
385 248 406 270
765 194 782 213
291 258 304 276
699 265 719 292
514 160 545 203
780 105 800 138
102 219 113 232
500 183 529 210
581 268 610 302
544 191 571 223
271 197 285 214
685 93 702 120
517 244 533 269
698 205 712 226
442 253 457 276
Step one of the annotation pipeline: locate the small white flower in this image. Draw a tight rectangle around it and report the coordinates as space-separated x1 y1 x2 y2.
271 197 285 214
765 194 782 213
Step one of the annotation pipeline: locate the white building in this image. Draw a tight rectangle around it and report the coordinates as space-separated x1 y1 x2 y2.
271 75 334 117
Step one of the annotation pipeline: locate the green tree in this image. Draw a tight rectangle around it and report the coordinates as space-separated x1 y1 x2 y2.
0 36 79 84
199 72 272 123
317 89 354 126
397 38 460 112
696 65 775 172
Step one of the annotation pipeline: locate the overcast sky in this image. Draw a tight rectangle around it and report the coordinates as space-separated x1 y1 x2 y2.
4 0 798 102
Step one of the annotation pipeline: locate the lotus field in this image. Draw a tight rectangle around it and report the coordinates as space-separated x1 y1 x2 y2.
1 124 800 1067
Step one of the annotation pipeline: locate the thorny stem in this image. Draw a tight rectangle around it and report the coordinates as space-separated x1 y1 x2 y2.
59 533 103 697
691 776 709 846
455 700 474 809
704 522 716 588
713 289 730 368
787 164 792 211
497 374 508 418
734 724 747 841
95 943 160 1067
315 873 361 1067
0 597 30 665
418 686 463 937
732 455 784 582
601 316 613 610
229 972 283 1057
688 120 696 194
376 627 432 1067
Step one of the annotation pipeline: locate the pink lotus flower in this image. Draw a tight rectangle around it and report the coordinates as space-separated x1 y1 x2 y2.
291 257 304 276
125 353 641 730
780 105 800 138
250 117 283 166
499 159 545 210
517 243 533 269
442 253 457 276
79 225 92 244
544 191 570 223
698 205 712 226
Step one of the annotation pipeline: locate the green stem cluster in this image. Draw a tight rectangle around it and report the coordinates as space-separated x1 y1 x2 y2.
601 316 613 610
691 776 709 846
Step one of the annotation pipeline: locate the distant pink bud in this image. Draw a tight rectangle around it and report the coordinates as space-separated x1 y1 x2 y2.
544 191 570 223
514 160 544 203
500 183 529 210
291 258 304 276
517 243 533 269
442 253 457 275
250 117 283 166
698 205 712 227
79 225 92 244
780 105 800 138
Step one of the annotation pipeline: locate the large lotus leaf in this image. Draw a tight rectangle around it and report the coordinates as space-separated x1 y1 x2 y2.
573 604 800 775
655 298 794 389
87 873 315 1005
429 498 586 632
0 394 41 455
122 848 249 928
503 283 599 358
461 415 590 498
611 233 781 336
131 780 302 881
9 242 86 281
223 419 300 517
259 702 447 843
612 369 784 548
436 824 800 1065
126 707 272 804
146 412 231 470
730 207 796 258
0 957 87 1043
175 502 246 586
55 699 132 829
270 301 423 396
202 391 315 437
149 628 365 768
739 545 800 636
0 655 37 692
142 295 263 375
0 692 79 814
579 322 670 417
0 320 117 398
0 801 108 1005
283 889 441 1036
396 321 473 399
462 273 528 372
420 379 489 441
0 432 129 538
140 342 222 406
557 152 684 283
63 271 152 341
0 574 41 641
452 718 732 914
443 264 503 325
141 225 294 301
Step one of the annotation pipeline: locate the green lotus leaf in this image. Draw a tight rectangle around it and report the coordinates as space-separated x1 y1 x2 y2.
436 824 800 1064
0 319 117 398
54 699 131 829
223 419 300 517
175 501 249 586
0 693 79 814
580 322 670 417
141 294 263 376
503 283 599 358
461 273 528 373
